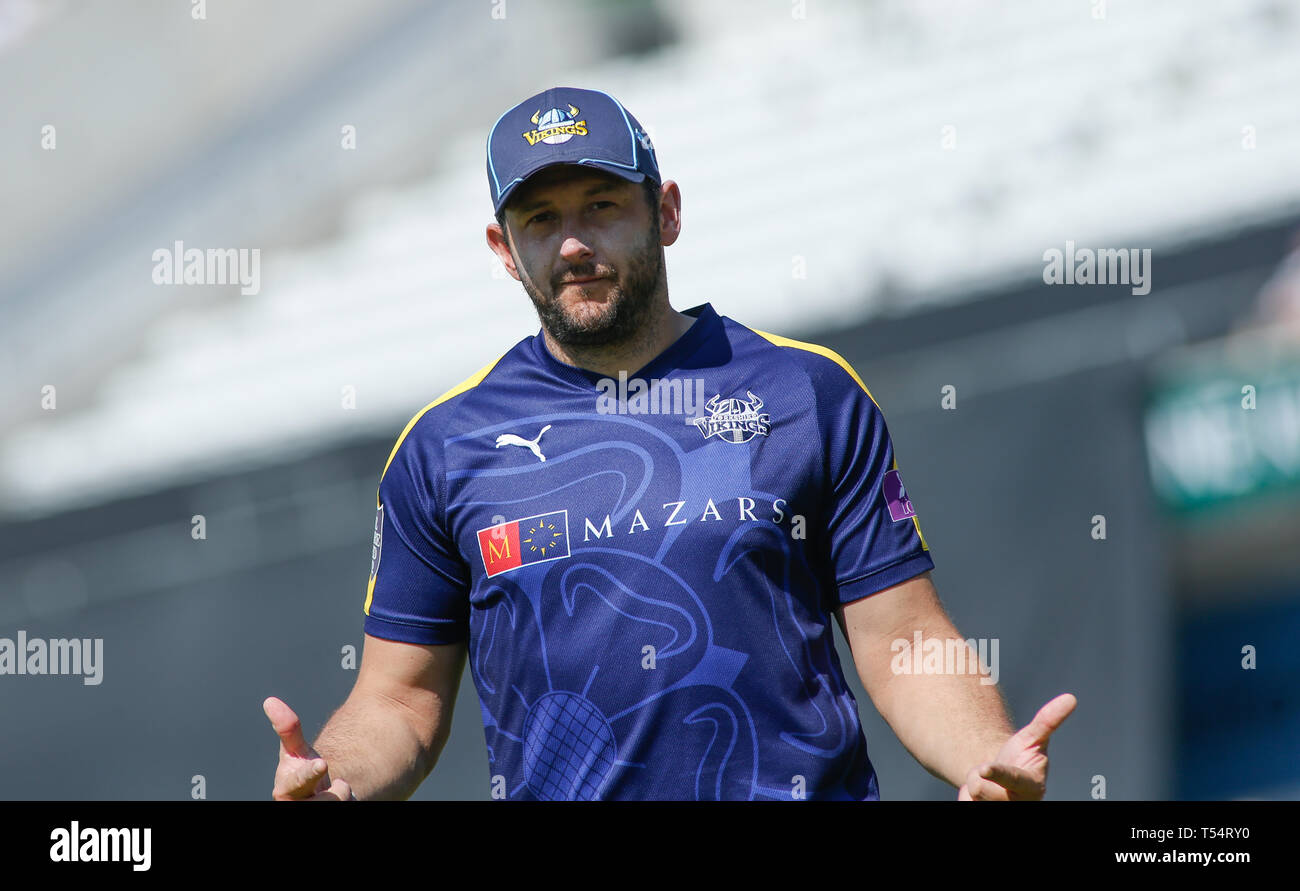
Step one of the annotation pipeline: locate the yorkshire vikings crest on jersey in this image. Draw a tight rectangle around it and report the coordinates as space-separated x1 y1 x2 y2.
691 390 771 444
363 303 933 801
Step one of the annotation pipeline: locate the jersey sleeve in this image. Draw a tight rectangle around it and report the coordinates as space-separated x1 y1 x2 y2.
815 357 934 605
362 421 471 645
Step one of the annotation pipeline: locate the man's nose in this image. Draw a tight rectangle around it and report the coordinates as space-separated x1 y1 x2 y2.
559 234 595 265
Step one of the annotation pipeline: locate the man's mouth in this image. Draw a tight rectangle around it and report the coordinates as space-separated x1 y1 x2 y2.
558 276 610 287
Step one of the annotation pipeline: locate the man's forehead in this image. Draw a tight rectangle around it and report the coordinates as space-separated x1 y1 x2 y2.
509 167 632 209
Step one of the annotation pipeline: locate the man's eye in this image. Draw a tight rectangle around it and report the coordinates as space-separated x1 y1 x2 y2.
591 201 615 210
528 211 555 225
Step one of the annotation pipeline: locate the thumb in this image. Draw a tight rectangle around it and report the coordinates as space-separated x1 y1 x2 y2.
1018 693 1078 746
263 696 316 759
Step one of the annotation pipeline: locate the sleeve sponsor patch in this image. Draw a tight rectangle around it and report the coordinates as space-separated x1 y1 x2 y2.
369 504 384 579
882 470 916 522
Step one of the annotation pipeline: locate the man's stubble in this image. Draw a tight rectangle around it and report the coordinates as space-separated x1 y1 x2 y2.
515 219 665 350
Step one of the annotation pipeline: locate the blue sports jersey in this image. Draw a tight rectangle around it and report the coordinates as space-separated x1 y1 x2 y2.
363 302 933 800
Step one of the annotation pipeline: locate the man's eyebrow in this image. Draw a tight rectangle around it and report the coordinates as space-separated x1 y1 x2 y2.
513 180 623 215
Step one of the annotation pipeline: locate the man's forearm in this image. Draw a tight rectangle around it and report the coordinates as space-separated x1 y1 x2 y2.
311 693 437 800
873 649 1015 788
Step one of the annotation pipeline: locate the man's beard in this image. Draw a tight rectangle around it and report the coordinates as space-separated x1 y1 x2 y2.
520 224 663 349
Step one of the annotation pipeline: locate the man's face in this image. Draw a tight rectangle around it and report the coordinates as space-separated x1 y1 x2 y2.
496 167 663 348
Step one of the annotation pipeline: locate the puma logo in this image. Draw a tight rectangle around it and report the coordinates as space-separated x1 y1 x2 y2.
494 424 552 462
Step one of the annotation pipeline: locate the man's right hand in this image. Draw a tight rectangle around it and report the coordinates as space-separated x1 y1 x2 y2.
263 696 355 801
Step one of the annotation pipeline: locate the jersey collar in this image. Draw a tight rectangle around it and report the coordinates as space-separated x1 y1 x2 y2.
528 303 721 389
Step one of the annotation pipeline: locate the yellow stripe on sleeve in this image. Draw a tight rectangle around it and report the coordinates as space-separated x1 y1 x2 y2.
751 328 881 412
754 327 928 552
364 353 505 615
376 354 506 493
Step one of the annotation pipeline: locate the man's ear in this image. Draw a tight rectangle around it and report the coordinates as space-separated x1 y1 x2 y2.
486 222 521 281
657 180 682 248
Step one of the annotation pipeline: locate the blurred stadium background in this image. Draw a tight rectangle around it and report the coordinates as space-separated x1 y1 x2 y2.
1 0 1298 800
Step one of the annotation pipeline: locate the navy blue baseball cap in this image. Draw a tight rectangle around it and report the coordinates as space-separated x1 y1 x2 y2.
487 86 660 215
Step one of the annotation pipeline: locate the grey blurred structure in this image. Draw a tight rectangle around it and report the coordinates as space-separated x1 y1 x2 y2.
2 0 1299 800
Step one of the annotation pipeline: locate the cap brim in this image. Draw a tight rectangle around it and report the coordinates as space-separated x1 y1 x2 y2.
494 160 648 215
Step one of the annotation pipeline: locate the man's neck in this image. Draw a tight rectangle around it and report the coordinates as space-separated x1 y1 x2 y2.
542 305 696 379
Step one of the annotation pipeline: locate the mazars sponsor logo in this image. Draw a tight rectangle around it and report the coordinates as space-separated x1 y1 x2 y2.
581 495 805 541
50 822 151 871
477 510 571 577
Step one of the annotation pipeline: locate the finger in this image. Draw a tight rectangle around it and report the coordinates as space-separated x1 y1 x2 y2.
1018 693 1078 746
273 757 330 800
963 765 1004 801
957 783 973 801
964 765 1012 801
978 763 1044 800
307 778 354 802
263 696 314 758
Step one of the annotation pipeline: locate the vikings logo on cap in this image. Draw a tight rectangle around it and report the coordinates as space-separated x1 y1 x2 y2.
488 87 660 214
523 104 588 146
